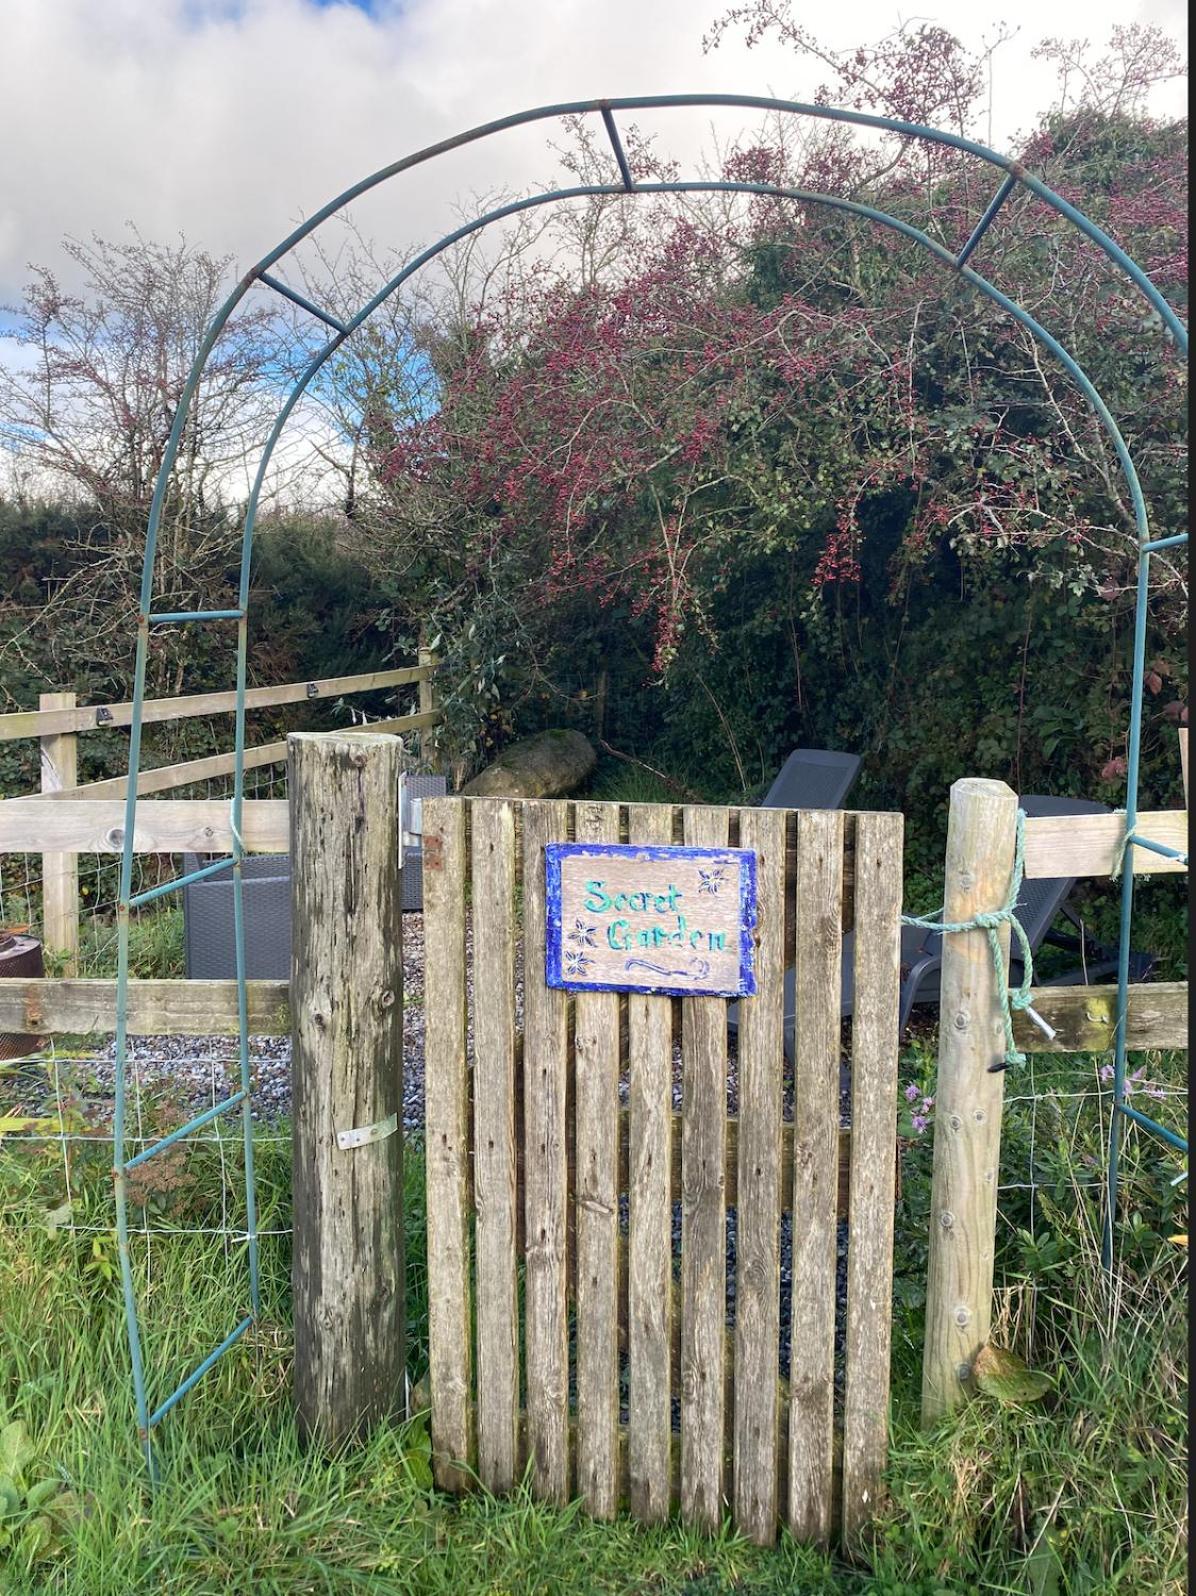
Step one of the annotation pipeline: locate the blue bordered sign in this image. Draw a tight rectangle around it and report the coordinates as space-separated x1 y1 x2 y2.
545 842 757 998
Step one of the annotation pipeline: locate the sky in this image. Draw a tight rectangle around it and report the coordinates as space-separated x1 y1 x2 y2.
0 0 1188 308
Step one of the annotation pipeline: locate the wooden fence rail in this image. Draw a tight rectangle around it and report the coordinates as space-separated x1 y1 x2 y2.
0 664 437 742
0 659 440 960
0 977 1185 1052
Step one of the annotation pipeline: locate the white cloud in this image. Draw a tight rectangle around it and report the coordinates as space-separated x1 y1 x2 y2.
1 0 1187 306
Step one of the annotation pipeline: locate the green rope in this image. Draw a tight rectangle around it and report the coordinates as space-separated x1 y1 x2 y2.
902 808 1037 1071
1108 809 1130 879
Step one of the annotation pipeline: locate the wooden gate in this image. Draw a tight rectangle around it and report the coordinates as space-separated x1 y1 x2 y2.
421 796 903 1546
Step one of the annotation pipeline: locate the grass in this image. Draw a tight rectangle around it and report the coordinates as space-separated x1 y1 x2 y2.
0 1035 1186 1595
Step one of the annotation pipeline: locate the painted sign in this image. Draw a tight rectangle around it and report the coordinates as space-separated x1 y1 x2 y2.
545 842 757 998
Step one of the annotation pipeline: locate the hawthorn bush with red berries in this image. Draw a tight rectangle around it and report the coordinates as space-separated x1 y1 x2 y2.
357 54 1185 863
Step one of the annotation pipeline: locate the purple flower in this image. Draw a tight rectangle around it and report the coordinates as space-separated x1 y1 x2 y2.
922 1096 935 1111
1145 1084 1167 1101
1099 1063 1115 1083
911 1113 929 1134
904 1083 921 1103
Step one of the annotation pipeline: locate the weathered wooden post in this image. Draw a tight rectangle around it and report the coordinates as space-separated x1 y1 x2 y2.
921 776 1018 1424
290 730 406 1445
418 646 439 769
40 691 79 972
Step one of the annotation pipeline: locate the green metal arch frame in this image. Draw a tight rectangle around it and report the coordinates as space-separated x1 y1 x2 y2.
111 94 1188 1466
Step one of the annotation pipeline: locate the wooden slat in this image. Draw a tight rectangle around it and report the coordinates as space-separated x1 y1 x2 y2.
521 799 571 1505
0 978 289 1036
1011 981 1188 1053
1023 809 1186 878
0 799 288 854
573 800 621 1519
788 808 844 1547
625 803 675 1523
40 692 79 969
35 712 440 801
731 805 786 1545
679 805 730 1533
1180 729 1188 808
470 799 520 1492
0 665 436 741
422 796 474 1491
840 812 904 1546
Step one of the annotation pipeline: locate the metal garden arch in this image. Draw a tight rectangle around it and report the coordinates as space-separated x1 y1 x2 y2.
111 94 1188 1464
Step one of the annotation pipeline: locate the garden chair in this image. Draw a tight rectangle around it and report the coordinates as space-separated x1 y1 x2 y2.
728 793 1157 1059
758 747 861 810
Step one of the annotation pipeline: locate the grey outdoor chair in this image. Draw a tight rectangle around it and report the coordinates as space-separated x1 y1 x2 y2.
759 747 861 810
181 772 448 981
728 792 1157 1060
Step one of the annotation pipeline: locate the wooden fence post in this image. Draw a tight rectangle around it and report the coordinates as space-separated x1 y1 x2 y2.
290 730 406 1445
1179 728 1188 807
40 691 79 973
921 777 1018 1425
418 647 440 769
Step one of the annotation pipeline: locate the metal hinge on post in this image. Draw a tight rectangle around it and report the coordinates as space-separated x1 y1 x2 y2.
398 770 423 865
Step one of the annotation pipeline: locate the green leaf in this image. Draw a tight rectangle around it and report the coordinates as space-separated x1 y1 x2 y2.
43 1200 72 1234
0 1476 21 1518
25 1478 60 1511
1026 1531 1063 1596
974 1344 1054 1404
0 1421 33 1479
19 1513 56 1561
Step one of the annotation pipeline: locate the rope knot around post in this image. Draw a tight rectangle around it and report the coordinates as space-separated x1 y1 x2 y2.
901 808 1037 1071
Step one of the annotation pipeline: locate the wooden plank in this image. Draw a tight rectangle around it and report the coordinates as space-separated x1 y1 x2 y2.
39 692 79 970
36 712 440 800
1180 729 1189 808
679 805 730 1533
1023 809 1186 878
521 799 571 1505
788 807 843 1547
731 805 786 1545
0 799 288 854
289 732 405 1446
422 796 474 1491
418 647 441 768
840 812 904 1546
625 803 675 1523
0 665 436 742
0 978 288 1036
1011 981 1188 1053
4 974 1178 1062
922 779 1018 1424
573 800 622 1519
470 799 520 1492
